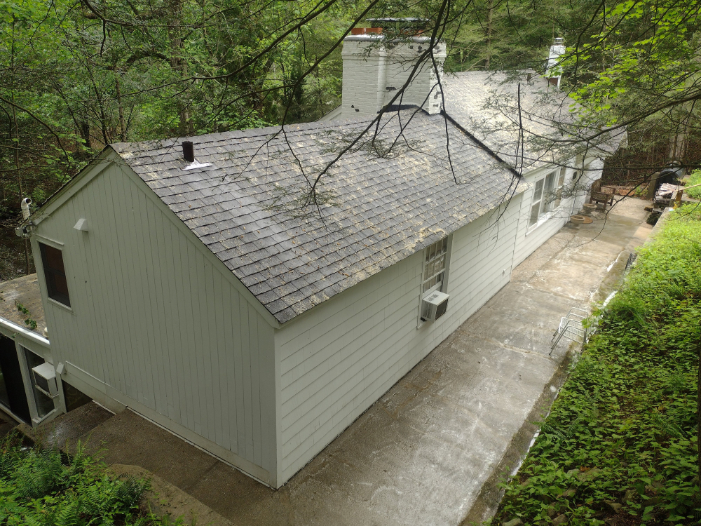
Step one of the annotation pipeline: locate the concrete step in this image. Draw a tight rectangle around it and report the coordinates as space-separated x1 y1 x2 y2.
16 401 113 451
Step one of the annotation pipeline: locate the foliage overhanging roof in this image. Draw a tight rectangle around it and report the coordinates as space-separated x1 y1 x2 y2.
442 71 626 171
112 109 523 323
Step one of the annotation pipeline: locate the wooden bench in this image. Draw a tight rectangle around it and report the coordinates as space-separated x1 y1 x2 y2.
589 180 614 208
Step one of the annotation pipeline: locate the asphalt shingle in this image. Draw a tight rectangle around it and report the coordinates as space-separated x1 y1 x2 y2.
112 109 524 324
442 71 625 171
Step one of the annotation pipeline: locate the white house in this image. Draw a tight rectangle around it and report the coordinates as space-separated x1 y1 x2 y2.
442 69 615 265
0 31 622 488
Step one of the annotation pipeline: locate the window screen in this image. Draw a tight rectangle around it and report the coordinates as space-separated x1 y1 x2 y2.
552 167 567 209
530 170 562 227
421 237 450 321
422 237 448 293
543 172 556 212
529 179 545 226
39 243 70 307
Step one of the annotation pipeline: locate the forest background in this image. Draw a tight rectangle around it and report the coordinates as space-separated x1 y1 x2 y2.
1 0 700 278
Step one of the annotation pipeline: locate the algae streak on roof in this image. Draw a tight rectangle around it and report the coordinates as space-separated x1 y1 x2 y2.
112 109 524 324
443 71 627 171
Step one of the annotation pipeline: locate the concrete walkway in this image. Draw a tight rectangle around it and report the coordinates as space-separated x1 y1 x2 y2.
30 198 651 526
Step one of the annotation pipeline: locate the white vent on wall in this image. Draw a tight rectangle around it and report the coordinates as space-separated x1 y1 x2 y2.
31 362 58 398
421 290 449 321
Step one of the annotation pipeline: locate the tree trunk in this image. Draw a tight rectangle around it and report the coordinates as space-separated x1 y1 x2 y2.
168 0 191 136
10 18 30 275
485 0 494 69
11 109 29 275
115 75 126 141
669 131 687 162
81 121 92 150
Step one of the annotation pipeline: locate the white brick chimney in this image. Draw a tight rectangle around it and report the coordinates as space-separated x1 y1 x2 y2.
545 37 565 88
340 31 446 118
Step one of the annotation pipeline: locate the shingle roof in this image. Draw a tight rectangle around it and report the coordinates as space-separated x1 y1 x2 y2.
112 110 523 323
442 71 625 171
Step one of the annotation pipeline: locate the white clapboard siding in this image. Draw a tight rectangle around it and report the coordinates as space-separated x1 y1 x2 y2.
31 160 277 485
275 194 523 483
575 158 605 211
513 168 573 266
513 159 605 267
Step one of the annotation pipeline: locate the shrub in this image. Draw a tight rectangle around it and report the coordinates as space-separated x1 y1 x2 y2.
686 170 701 199
491 205 701 525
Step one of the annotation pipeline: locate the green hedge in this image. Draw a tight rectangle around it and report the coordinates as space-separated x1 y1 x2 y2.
491 205 701 525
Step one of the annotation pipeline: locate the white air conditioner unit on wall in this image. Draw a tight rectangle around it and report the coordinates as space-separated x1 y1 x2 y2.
421 290 449 321
31 362 59 398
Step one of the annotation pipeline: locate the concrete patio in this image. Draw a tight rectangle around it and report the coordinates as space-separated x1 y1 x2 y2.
21 198 651 526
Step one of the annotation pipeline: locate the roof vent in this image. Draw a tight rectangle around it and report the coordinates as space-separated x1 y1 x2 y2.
182 141 194 162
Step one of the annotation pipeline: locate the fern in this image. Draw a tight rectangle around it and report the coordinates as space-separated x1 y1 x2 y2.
13 448 65 500
15 514 44 526
650 411 687 438
67 441 91 479
115 476 147 509
0 433 23 479
54 501 80 526
0 441 164 525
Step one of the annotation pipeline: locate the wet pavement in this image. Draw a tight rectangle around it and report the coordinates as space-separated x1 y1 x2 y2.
18 198 651 526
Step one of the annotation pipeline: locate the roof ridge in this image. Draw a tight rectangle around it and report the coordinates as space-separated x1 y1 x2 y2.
111 115 377 152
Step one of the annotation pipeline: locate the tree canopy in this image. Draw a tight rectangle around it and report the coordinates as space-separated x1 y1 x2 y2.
1 0 699 275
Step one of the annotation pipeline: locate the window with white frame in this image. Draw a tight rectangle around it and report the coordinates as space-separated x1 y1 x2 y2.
551 167 567 209
23 348 57 420
420 237 450 319
528 169 566 227
39 242 70 307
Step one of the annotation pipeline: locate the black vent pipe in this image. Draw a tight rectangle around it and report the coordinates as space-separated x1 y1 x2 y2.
182 141 194 162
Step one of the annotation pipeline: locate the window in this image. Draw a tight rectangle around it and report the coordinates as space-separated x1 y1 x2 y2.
529 177 546 226
528 169 566 227
39 243 70 307
420 237 450 320
551 167 567 209
24 348 56 419
422 237 448 294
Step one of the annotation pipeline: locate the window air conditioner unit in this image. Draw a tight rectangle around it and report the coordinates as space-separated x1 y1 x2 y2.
422 290 449 321
31 362 58 398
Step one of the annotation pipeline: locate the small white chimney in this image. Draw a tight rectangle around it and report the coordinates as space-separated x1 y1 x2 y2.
341 29 446 118
546 37 566 88
21 197 32 220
